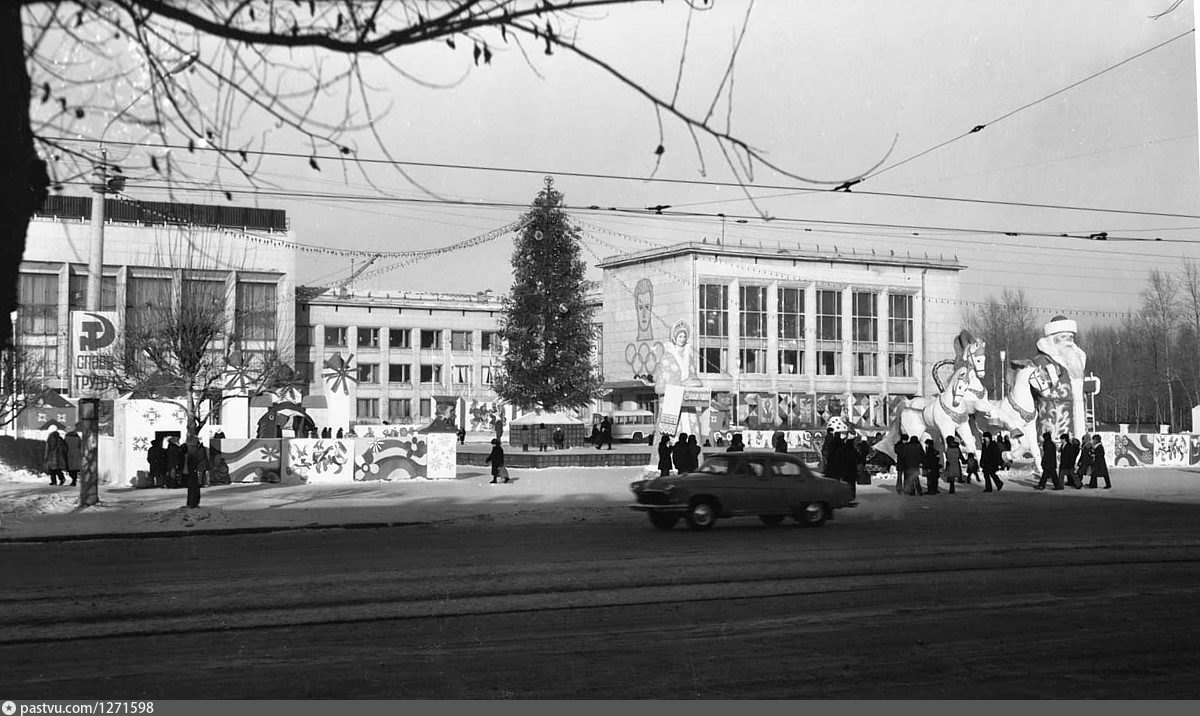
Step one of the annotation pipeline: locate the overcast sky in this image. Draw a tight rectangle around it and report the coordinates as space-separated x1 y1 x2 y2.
101 0 1200 330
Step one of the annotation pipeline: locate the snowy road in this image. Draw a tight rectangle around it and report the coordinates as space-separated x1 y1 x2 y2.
3 483 1200 698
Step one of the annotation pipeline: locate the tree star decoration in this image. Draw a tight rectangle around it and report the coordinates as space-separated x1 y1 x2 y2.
322 352 357 395
222 349 254 396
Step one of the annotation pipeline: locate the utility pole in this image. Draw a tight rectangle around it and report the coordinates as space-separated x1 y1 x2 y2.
87 150 111 313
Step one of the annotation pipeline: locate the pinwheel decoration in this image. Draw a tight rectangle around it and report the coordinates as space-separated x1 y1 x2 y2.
322 352 357 395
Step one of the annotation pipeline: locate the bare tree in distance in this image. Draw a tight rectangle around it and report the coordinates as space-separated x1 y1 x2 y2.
0 345 48 428
1141 269 1182 426
967 288 1039 396
3 0 893 348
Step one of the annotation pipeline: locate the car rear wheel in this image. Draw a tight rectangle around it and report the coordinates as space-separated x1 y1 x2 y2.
648 512 679 530
759 514 785 526
685 500 718 531
795 502 828 527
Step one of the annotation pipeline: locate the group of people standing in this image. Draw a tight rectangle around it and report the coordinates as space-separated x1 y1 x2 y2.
590 416 614 450
42 427 81 487
1037 432 1111 490
147 435 216 508
656 432 703 476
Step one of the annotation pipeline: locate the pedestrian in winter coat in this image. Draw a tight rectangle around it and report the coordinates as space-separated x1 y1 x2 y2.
943 436 963 494
900 436 926 495
184 437 209 508
1087 435 1111 489
43 428 68 486
687 434 701 471
1076 436 1094 485
148 439 168 488
1059 434 1081 489
773 431 788 454
922 440 942 495
165 436 184 489
672 433 691 473
657 435 673 476
965 452 981 483
726 433 745 452
485 438 508 483
553 426 565 450
980 432 1005 493
1036 432 1062 490
820 428 836 470
832 433 861 498
64 429 82 486
600 416 614 450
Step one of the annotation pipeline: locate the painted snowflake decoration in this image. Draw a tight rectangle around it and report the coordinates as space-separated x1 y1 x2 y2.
131 436 150 452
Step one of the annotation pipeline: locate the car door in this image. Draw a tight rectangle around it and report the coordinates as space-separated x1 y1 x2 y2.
773 458 813 511
738 456 782 514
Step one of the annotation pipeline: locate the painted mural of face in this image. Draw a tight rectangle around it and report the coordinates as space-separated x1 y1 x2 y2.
634 278 654 341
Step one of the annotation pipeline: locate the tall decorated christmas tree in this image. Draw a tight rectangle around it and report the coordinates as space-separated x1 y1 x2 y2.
493 177 602 413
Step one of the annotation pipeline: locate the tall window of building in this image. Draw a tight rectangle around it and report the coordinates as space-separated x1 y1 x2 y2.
389 328 411 349
777 287 805 376
453 364 472 384
22 345 59 381
357 327 380 349
888 293 914 378
852 291 878 376
356 398 379 419
738 285 767 374
68 273 117 311
699 283 728 374
420 329 442 350
450 331 472 352
480 364 493 384
420 364 442 384
700 346 727 374
699 284 729 337
388 364 411 383
816 289 842 376
355 362 378 384
388 398 412 420
324 326 347 347
420 398 432 418
235 281 277 341
182 278 224 314
17 273 58 336
739 285 767 338
125 276 171 336
481 331 502 352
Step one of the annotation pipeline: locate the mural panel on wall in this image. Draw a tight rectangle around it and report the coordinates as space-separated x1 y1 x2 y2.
286 439 354 483
215 438 282 483
1153 434 1192 467
815 394 845 427
354 430 430 481
467 400 501 433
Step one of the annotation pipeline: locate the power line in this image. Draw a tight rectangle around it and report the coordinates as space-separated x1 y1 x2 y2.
865 28 1196 181
54 179 1200 245
50 135 1200 221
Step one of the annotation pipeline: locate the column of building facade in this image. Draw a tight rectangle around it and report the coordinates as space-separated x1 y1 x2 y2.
766 279 779 390
878 288 891 421
840 284 854 408
914 274 926 397
727 277 741 407
804 282 817 403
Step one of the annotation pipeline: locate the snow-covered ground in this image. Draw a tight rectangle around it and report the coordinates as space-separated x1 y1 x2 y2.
2 457 1198 541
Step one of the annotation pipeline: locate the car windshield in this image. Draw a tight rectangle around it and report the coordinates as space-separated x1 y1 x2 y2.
695 456 733 475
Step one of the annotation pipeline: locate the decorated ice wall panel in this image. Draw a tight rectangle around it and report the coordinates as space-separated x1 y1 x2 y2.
216 438 283 483
286 439 354 483
1101 432 1200 467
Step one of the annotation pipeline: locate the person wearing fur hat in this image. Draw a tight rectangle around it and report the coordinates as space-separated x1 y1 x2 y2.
1035 432 1062 490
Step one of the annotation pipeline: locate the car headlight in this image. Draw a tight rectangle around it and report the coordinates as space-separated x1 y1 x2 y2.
630 480 646 494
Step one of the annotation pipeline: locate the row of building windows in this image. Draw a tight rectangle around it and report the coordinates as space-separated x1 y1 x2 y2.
295 362 495 386
699 286 913 343
303 326 503 352
355 397 440 421
17 273 279 340
697 347 914 377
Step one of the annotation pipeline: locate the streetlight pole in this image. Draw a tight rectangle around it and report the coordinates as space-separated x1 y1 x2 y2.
79 54 196 507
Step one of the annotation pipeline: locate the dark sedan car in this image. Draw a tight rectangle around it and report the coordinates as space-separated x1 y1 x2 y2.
630 451 857 531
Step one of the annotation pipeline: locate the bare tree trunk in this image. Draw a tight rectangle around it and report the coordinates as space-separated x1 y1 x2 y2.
0 5 49 347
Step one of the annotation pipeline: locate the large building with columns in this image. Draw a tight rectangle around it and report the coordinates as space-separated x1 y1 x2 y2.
595 241 963 437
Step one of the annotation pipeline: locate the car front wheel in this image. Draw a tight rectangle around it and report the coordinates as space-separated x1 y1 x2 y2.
796 502 828 528
648 512 679 530
759 514 785 526
685 500 718 531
